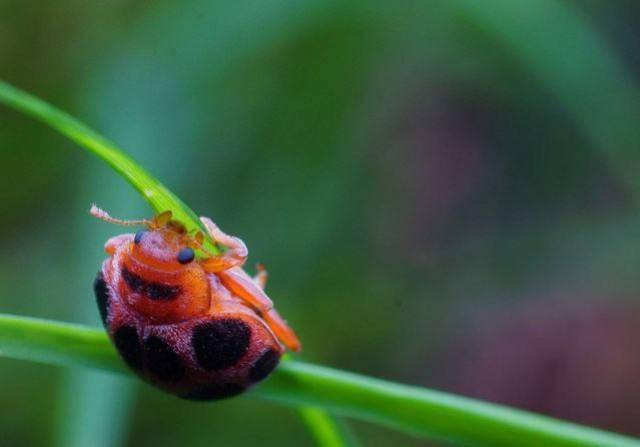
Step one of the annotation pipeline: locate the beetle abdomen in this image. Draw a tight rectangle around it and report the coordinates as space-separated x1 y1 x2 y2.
94 270 283 400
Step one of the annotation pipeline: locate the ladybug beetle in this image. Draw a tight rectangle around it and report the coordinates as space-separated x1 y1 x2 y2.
90 205 301 400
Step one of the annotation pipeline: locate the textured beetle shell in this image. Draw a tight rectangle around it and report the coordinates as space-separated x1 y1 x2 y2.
94 258 283 401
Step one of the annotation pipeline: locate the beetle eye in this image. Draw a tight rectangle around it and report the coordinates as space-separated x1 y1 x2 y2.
134 230 147 244
177 247 195 264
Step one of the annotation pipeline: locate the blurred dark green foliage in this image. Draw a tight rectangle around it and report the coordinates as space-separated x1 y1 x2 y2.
1 1 640 446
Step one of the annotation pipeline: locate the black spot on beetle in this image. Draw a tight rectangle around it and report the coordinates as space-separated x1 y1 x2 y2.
121 267 180 300
181 383 246 401
134 230 147 244
144 336 185 382
113 326 142 370
249 349 280 382
145 282 180 300
177 247 195 264
192 319 251 371
122 267 143 293
93 271 110 326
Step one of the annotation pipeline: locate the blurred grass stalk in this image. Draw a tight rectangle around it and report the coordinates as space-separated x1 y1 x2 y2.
452 0 640 198
299 407 360 447
1 80 640 446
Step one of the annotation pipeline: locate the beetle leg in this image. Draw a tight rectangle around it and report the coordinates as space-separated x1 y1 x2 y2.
199 217 248 272
253 263 268 289
218 267 273 311
263 308 301 352
218 267 301 352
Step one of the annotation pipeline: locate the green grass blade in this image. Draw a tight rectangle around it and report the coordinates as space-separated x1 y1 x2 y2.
262 363 640 447
299 407 359 447
0 314 637 447
0 79 218 253
0 314 124 374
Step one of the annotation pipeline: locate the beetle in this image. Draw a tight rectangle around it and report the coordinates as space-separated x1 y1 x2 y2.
90 205 300 400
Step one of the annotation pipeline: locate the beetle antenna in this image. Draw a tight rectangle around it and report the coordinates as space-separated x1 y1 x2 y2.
90 204 152 227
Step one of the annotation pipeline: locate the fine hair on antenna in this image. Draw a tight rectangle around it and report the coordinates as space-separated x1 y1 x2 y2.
89 204 152 227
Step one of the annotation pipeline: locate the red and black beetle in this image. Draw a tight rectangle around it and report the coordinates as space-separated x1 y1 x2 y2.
91 206 300 400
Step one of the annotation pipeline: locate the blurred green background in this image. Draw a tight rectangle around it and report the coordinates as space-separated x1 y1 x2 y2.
2 1 640 446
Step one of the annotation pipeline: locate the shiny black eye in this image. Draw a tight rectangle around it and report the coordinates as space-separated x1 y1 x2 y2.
177 247 195 264
134 230 147 244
